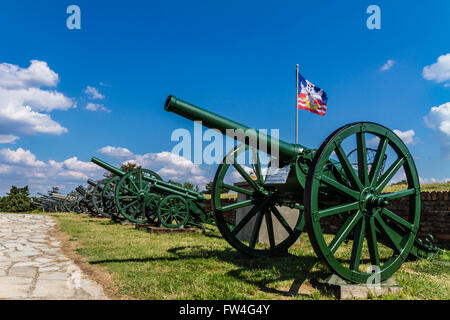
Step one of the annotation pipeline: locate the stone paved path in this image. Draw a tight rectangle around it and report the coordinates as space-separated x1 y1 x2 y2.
0 214 108 300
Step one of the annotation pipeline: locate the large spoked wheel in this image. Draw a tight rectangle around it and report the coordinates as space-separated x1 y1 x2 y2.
157 195 189 228
212 144 304 257
115 169 162 224
102 176 122 220
84 185 98 216
304 122 420 283
92 179 108 217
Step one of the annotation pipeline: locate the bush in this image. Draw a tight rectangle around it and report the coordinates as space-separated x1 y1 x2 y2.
0 185 36 212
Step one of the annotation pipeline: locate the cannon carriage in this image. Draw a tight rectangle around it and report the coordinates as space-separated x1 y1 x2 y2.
164 95 440 284
90 157 214 228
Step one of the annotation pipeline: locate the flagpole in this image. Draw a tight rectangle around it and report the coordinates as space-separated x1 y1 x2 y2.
295 64 299 144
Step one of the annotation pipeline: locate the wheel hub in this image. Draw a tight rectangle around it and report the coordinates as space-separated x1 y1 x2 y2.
359 187 388 215
137 191 147 201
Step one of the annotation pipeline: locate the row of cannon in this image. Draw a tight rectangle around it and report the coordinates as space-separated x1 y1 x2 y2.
34 158 215 230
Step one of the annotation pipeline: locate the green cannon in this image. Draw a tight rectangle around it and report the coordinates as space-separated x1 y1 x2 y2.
91 157 214 228
164 95 440 284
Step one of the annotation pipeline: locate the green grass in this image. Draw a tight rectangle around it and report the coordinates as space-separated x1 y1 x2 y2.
48 212 449 300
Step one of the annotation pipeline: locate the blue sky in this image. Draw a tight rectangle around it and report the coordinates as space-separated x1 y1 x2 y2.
0 0 449 195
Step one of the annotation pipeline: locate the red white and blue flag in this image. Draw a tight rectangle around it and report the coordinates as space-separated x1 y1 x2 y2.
297 72 328 116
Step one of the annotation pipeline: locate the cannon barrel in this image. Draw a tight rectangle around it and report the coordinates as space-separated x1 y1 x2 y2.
75 186 86 196
91 156 204 200
87 179 97 187
91 157 127 177
164 95 307 161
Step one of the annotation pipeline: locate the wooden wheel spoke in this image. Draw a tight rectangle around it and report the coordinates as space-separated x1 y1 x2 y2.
249 210 265 249
329 211 362 254
380 188 415 201
375 157 405 193
128 178 140 193
160 211 171 217
320 175 360 199
122 185 138 196
265 210 276 248
251 147 264 184
375 215 403 253
221 183 254 196
132 204 143 218
219 199 253 212
350 218 366 271
122 199 139 211
335 145 363 191
317 202 359 219
369 137 388 186
356 132 369 186
232 201 265 236
269 204 293 236
118 195 137 200
380 208 414 231
366 217 381 267
232 163 260 191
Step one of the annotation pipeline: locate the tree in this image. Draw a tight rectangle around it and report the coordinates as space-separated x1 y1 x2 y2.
203 182 213 194
0 185 35 212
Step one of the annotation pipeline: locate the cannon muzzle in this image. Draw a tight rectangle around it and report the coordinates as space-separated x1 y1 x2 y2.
87 179 97 187
91 157 126 177
164 95 306 161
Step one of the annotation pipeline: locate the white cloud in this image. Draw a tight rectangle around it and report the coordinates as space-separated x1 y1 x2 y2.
0 60 73 138
96 147 209 187
85 103 110 113
0 87 73 112
393 129 416 145
84 86 105 100
60 156 100 172
0 134 19 144
0 60 58 89
0 104 68 136
97 146 133 158
380 59 395 71
0 148 45 167
419 177 450 184
423 53 450 84
424 102 450 158
0 148 104 195
125 151 209 185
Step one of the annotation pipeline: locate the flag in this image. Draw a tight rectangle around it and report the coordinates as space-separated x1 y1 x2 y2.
297 72 328 116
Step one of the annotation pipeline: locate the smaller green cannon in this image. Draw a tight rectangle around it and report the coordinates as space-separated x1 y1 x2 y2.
91 157 214 228
36 193 65 212
49 192 79 212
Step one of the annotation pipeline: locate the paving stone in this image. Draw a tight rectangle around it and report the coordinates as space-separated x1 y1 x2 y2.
32 279 75 299
8 266 37 278
39 266 60 272
0 283 31 299
0 214 108 300
39 272 69 280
